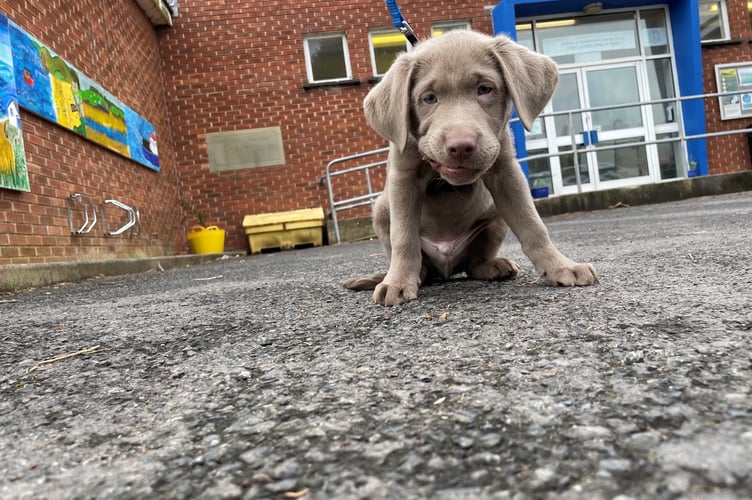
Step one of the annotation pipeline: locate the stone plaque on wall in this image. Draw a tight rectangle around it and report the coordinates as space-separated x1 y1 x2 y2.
206 126 286 172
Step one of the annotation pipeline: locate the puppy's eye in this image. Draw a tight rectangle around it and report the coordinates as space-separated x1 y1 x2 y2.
478 84 494 96
422 93 437 105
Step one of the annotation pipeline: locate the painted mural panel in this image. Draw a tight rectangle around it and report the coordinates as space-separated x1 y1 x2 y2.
0 15 29 192
9 20 159 171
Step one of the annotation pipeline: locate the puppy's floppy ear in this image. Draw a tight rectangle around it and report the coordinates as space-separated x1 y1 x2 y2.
364 53 415 153
490 35 559 132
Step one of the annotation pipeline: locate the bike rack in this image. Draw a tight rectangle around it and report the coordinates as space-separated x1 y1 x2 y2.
65 193 98 235
101 199 141 237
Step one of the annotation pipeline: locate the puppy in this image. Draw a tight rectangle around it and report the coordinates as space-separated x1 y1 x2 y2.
343 30 598 306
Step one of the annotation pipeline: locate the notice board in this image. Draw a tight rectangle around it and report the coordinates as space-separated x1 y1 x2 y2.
716 62 752 120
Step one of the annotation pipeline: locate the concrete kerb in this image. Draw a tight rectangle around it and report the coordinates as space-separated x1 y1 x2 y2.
534 170 752 217
2 171 750 293
0 253 231 293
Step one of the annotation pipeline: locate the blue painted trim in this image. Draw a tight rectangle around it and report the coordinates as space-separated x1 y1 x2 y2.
667 0 708 176
492 0 708 179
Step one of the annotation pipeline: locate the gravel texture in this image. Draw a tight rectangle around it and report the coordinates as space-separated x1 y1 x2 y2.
1 192 751 499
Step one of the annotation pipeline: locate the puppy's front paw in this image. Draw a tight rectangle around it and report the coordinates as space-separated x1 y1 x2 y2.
542 262 598 287
373 279 419 306
468 258 520 281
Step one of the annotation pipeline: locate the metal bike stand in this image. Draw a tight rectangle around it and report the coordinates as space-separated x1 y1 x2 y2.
101 199 140 237
65 193 98 235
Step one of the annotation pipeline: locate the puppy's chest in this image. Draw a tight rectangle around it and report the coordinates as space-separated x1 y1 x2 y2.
421 176 494 224
419 177 495 278
419 218 492 278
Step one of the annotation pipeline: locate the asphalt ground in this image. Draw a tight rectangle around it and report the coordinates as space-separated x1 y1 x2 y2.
1 191 751 499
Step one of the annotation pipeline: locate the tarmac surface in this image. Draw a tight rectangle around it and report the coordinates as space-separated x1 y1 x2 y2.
1 191 751 499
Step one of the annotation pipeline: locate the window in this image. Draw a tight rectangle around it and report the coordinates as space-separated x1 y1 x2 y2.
699 0 729 42
640 9 669 56
431 21 470 37
304 34 352 83
515 23 535 50
369 30 408 76
536 13 640 65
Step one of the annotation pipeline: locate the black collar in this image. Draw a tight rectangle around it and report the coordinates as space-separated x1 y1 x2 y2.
426 175 473 194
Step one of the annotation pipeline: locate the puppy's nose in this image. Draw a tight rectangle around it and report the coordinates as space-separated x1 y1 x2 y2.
446 135 476 162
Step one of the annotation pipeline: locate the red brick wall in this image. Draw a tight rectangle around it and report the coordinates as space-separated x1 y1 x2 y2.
158 0 494 251
6 1 751 264
702 1 752 174
0 1 183 265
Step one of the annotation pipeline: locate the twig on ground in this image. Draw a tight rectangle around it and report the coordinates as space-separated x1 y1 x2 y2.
285 488 310 499
25 345 102 374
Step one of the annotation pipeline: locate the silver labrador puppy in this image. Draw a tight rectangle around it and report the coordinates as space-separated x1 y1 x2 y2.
343 30 598 306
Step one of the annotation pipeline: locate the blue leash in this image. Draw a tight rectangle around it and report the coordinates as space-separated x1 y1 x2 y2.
384 0 419 46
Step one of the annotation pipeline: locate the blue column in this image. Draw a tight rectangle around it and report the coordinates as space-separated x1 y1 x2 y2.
492 1 529 177
668 0 708 176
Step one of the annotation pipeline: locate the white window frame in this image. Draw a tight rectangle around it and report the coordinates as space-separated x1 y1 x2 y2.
431 21 471 37
368 29 409 77
699 0 730 42
303 33 352 84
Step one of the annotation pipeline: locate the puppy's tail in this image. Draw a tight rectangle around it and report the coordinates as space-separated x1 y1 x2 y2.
340 273 386 291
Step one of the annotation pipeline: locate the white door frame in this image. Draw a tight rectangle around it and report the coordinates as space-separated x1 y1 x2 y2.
528 60 666 195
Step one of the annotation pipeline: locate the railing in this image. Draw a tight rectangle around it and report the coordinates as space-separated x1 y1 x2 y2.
322 147 388 244
322 91 751 242
517 91 751 192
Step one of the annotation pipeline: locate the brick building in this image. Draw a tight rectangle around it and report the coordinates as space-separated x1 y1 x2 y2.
0 0 751 265
0 1 183 265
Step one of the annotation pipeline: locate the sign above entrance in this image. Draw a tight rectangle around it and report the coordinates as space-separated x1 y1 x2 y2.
542 30 636 59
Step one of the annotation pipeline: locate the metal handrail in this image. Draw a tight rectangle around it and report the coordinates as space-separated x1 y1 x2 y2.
514 90 747 192
324 147 388 243
323 91 752 241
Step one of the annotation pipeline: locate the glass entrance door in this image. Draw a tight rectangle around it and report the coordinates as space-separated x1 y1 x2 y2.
584 63 651 188
526 62 658 194
549 62 653 193
520 8 683 196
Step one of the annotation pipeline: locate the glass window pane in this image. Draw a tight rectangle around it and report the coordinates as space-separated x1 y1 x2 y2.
559 145 589 186
647 59 676 125
597 139 648 181
307 36 348 82
657 133 680 180
431 22 470 37
552 73 584 136
700 1 725 41
370 31 407 75
526 150 553 191
515 23 534 51
537 12 639 65
587 67 642 131
640 9 669 56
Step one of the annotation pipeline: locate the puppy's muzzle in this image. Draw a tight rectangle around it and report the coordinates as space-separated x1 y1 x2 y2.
445 134 476 163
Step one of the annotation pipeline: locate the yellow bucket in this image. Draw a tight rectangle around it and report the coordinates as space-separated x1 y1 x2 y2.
187 225 225 254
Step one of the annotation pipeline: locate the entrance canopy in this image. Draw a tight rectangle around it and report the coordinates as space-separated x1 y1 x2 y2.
492 0 707 177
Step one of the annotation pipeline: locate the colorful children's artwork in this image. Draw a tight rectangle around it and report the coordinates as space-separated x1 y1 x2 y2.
8 19 159 172
0 15 29 192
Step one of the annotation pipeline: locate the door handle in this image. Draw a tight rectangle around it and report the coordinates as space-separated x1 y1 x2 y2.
589 129 599 145
580 130 599 146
